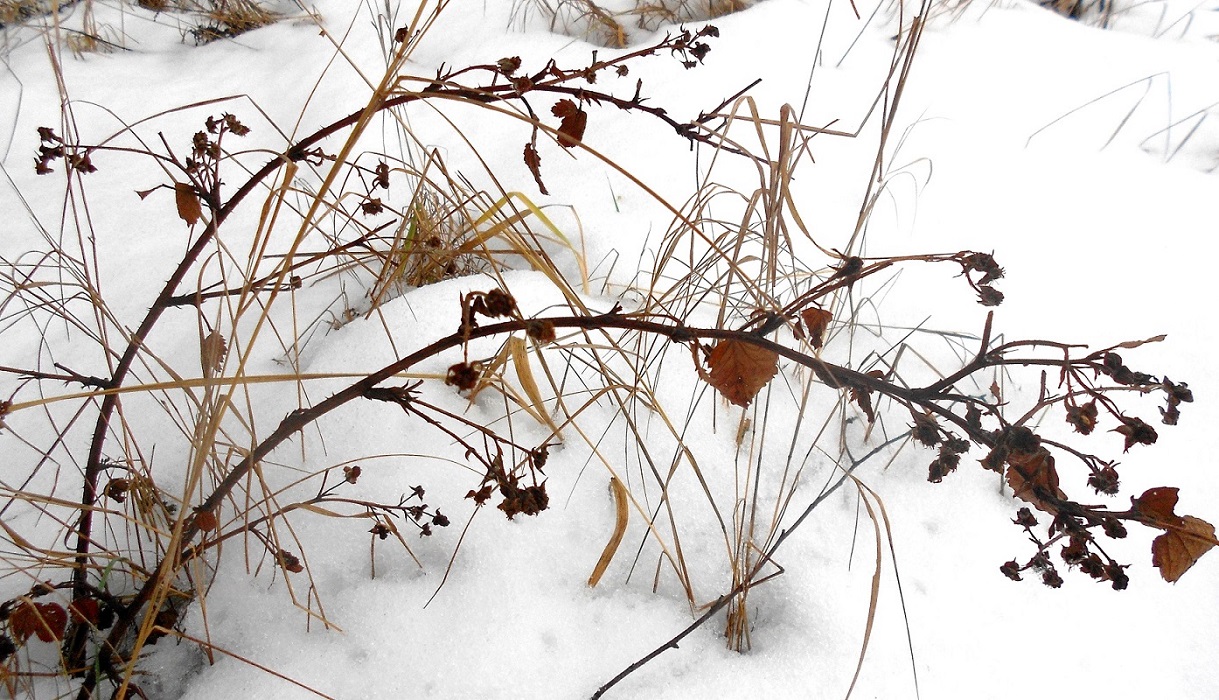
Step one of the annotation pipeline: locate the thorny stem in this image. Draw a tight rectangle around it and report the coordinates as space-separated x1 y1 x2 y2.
83 304 1165 681
63 28 738 676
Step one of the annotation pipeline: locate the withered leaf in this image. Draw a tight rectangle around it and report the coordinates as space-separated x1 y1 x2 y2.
68 599 100 626
551 99 587 148
174 182 202 227
1152 515 1217 583
1132 486 1184 527
10 602 68 643
200 330 226 379
705 339 778 408
800 307 832 349
1005 448 1065 515
851 385 876 424
523 142 548 195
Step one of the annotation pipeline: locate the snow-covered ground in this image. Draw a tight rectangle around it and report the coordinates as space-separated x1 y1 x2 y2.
2 0 1217 698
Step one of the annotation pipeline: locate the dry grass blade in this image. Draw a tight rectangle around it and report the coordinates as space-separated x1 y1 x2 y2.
588 476 629 587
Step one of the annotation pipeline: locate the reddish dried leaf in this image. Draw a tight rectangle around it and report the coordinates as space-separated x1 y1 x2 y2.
174 182 202 227
851 386 875 424
1005 449 1065 515
705 339 778 408
551 99 579 119
193 508 218 532
800 307 832 349
523 142 548 195
1152 515 1216 583
10 602 67 643
69 599 100 626
551 99 587 148
1133 486 1183 527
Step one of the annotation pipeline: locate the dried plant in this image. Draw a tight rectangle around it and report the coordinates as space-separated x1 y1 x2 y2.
0 0 1212 698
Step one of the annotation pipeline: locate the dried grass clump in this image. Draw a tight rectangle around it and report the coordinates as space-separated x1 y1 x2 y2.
517 0 757 47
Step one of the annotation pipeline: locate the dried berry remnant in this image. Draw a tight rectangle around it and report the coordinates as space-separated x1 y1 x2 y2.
526 319 556 344
446 362 480 392
1100 352 1154 387
530 444 550 470
1101 517 1127 539
910 410 940 447
1041 568 1064 588
0 634 15 662
192 508 218 532
343 465 362 484
496 56 522 75
976 285 1004 306
1065 400 1098 435
1114 416 1157 451
927 448 960 483
1000 560 1023 581
466 484 493 506
1160 377 1193 425
104 478 131 503
370 522 391 540
278 550 303 574
477 458 550 519
360 198 384 216
1013 507 1038 528
374 161 390 189
470 288 517 318
962 252 1005 284
830 255 864 280
1087 464 1120 495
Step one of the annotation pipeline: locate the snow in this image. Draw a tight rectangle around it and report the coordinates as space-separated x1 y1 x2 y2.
2 0 1217 698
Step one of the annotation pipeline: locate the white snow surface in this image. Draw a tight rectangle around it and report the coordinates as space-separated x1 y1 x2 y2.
1 0 1217 698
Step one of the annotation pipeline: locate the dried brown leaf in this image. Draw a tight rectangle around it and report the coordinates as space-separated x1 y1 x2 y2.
1005 449 1065 515
200 330 226 378
1152 515 1216 583
1133 486 1183 526
523 142 548 195
800 307 832 349
551 99 587 148
174 182 202 227
10 602 67 643
705 339 778 408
